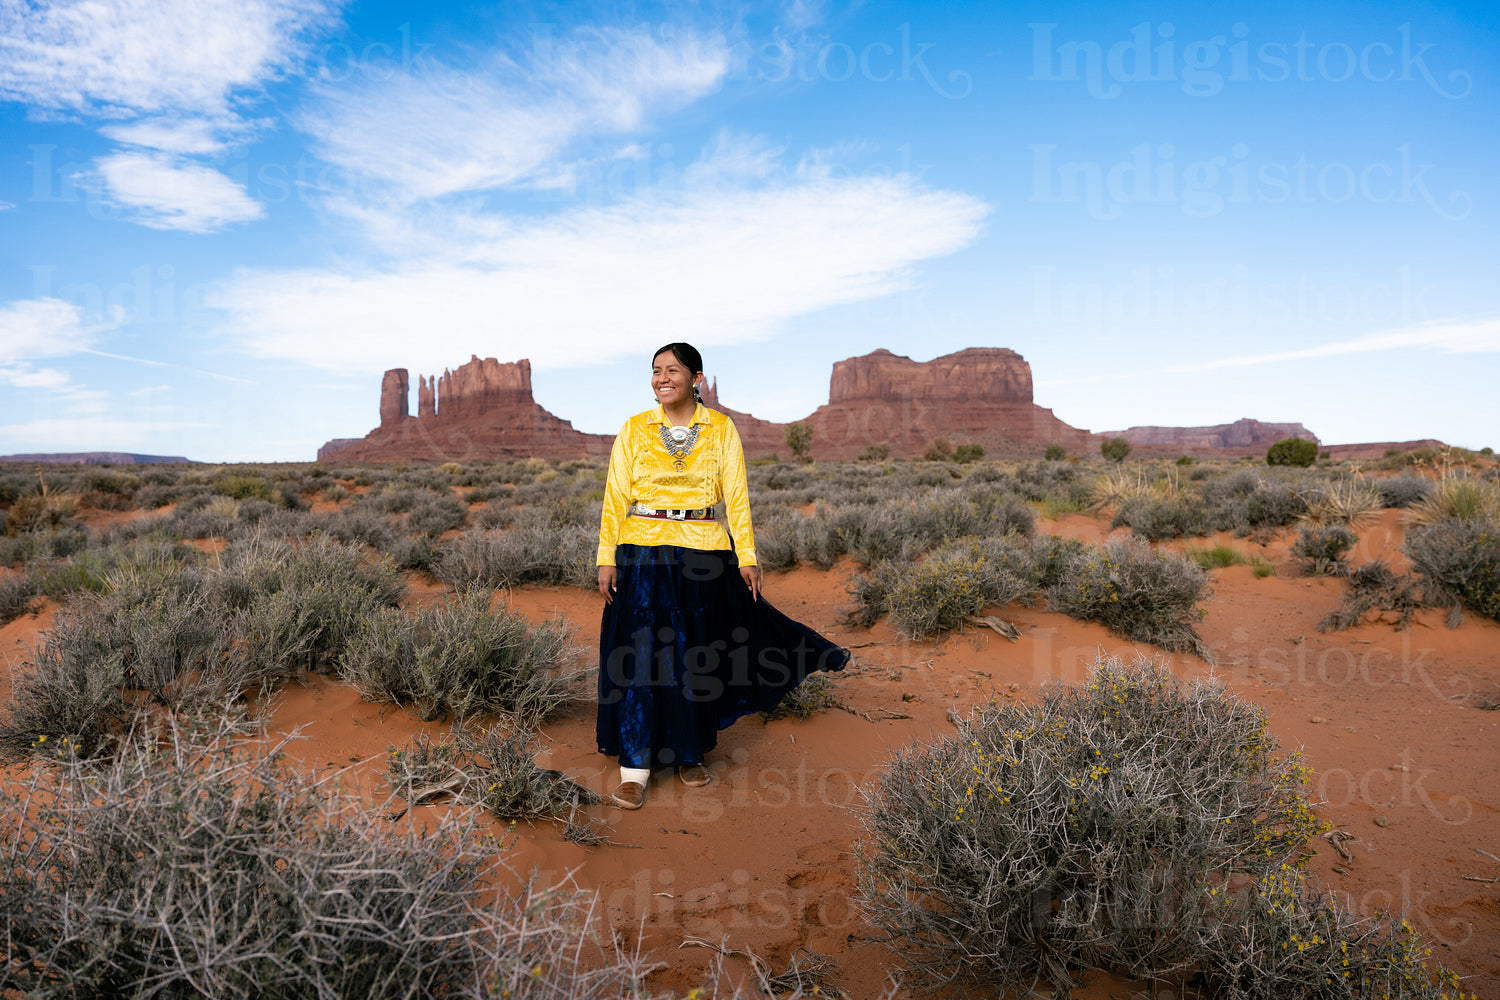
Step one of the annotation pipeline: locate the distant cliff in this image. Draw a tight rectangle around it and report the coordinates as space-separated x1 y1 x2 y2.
318 348 1328 463
1102 418 1319 453
323 355 611 463
0 452 192 465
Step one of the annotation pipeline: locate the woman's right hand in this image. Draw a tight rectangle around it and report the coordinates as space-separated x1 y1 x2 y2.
598 566 618 603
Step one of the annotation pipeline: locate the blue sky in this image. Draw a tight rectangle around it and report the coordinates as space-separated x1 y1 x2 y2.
1 0 1495 461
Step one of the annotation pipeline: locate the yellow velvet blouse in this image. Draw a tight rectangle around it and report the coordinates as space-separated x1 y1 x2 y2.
596 403 757 568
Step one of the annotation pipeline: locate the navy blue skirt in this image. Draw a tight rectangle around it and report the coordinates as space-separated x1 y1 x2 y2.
597 544 850 770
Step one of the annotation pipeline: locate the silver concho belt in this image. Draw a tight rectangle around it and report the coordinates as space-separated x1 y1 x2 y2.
630 503 715 521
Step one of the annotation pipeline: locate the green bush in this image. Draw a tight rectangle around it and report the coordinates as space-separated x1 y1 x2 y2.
785 422 814 463
341 590 579 723
1044 444 1067 461
213 471 276 502
1101 436 1132 462
1045 536 1212 657
952 443 984 463
1267 437 1318 467
1404 517 1500 625
857 656 1328 996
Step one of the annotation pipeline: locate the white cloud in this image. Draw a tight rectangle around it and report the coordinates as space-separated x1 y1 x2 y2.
299 25 729 201
210 174 988 375
92 152 263 231
0 297 121 362
0 199 14 211
0 0 338 117
100 115 248 154
1038 317 1500 388
1159 317 1500 374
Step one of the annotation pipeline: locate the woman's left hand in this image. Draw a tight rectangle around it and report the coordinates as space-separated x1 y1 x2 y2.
740 565 762 602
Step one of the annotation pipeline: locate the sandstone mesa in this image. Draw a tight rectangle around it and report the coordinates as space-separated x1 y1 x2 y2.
318 348 1318 463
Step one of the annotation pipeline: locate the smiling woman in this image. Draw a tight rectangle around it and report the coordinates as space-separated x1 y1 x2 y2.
593 341 850 810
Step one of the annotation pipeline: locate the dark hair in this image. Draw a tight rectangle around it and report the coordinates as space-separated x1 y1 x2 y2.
652 342 703 376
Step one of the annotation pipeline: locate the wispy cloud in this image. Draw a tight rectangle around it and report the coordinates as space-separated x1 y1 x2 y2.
80 348 255 384
299 24 730 201
91 151 263 231
1 0 339 232
0 0 338 118
1037 317 1500 388
0 297 122 362
211 172 988 375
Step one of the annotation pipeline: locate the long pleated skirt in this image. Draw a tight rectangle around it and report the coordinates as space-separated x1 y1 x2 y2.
597 543 850 770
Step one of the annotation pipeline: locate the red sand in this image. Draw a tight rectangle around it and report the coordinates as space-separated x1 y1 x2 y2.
1 510 1497 998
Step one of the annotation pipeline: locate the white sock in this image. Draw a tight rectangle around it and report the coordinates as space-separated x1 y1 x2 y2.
619 766 651 785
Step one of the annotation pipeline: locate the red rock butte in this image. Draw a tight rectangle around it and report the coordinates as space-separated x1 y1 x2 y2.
317 348 1319 463
320 355 611 463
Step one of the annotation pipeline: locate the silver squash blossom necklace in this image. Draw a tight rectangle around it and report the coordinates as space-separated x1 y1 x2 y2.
659 424 701 471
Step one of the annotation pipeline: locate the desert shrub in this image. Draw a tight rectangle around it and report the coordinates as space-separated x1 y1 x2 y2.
1267 437 1318 467
785 422 814 462
5 483 77 535
342 590 579 723
1112 495 1213 539
762 672 842 720
317 505 397 550
1292 525 1358 576
1046 536 1212 657
1320 560 1424 632
390 725 603 824
1405 477 1500 527
1403 517 1500 625
406 492 468 536
1176 454 1195 465
1202 472 1306 535
324 482 349 502
1376 473 1433 509
0 728 647 999
0 635 127 761
922 436 953 462
1297 480 1383 528
435 521 597 591
846 537 1035 638
387 533 440 573
1101 436 1132 462
857 655 1326 997
859 444 891 461
952 443 984 463
1044 444 1067 461
212 471 276 502
216 535 406 674
0 572 41 625
1240 478 1307 531
1194 869 1470 1000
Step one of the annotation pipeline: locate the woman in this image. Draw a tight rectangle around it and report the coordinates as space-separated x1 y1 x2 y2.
596 342 849 809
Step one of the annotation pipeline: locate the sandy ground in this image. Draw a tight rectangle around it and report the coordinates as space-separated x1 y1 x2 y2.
2 508 1497 998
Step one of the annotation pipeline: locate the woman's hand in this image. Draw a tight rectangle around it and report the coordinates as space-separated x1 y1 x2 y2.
598 566 617 603
740 565 762 602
